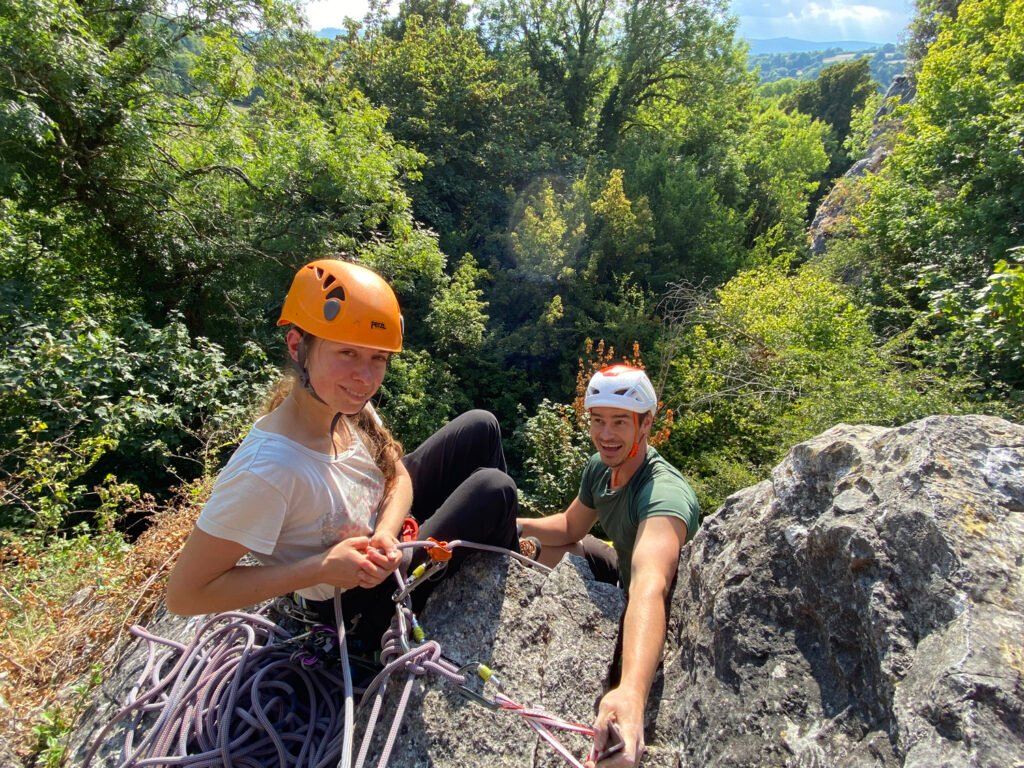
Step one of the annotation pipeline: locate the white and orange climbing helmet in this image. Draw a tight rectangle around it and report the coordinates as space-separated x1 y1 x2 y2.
278 259 403 352
584 365 658 417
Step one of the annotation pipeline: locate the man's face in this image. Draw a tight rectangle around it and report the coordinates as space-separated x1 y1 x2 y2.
589 406 645 468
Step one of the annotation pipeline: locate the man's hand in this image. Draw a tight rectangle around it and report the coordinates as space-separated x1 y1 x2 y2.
585 686 646 767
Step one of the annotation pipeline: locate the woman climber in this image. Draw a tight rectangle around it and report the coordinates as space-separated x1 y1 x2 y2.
166 258 519 652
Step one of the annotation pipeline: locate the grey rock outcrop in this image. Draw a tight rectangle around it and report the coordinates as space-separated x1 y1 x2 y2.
659 414 1023 767
363 557 624 767
70 414 1024 767
808 75 916 257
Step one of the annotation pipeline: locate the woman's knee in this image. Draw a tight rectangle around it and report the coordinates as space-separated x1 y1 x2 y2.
458 409 501 442
471 469 518 545
468 467 517 503
455 410 506 472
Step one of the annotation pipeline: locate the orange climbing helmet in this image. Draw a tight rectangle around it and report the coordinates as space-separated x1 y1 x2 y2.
278 259 403 352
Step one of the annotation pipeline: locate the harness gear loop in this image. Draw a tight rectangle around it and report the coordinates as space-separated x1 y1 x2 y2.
400 517 419 542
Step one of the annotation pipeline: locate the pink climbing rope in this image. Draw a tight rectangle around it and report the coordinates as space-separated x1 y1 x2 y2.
493 692 597 768
84 539 606 768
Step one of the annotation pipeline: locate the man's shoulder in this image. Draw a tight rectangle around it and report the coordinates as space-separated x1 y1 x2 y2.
641 448 693 488
635 449 700 519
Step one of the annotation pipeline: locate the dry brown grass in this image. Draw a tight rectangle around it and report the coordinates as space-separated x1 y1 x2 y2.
0 488 203 762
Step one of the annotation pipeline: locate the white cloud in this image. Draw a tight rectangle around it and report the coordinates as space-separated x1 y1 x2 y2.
302 0 372 30
800 2 890 24
737 0 912 43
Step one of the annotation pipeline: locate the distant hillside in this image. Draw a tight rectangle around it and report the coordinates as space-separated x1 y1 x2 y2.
746 37 883 55
749 44 907 90
317 27 346 38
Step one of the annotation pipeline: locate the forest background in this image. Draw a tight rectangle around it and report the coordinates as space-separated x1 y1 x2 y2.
1 0 1022 762
748 43 906 87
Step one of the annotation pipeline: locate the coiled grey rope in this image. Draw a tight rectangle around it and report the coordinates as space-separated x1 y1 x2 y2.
84 540 554 768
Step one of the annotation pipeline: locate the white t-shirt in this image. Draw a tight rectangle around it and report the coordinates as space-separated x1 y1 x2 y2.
197 416 386 601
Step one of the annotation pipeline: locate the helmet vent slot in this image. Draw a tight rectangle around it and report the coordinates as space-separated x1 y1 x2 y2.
323 274 336 289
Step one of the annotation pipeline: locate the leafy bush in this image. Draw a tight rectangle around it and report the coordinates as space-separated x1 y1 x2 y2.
0 312 275 532
659 262 975 511
376 349 464 451
513 399 591 516
828 0 1024 401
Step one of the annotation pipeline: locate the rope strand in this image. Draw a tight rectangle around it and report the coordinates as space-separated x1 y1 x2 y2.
85 540 595 768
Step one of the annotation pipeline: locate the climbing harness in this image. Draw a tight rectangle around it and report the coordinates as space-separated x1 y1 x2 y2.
85 538 609 768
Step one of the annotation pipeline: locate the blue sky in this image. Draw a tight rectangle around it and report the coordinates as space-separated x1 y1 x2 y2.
302 0 913 44
732 0 912 43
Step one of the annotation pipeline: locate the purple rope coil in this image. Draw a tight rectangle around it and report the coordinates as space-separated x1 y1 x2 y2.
83 542 554 768
83 612 350 768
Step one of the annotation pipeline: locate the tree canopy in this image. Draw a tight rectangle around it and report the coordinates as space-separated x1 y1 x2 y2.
0 0 1015 572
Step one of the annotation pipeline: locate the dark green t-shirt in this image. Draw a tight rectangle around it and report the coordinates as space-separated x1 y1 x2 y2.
578 447 700 590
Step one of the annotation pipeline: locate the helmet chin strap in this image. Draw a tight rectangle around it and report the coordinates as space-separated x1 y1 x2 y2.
627 412 641 459
295 336 348 457
613 413 643 488
295 337 329 407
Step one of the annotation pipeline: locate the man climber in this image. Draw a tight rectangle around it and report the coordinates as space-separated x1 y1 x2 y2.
517 365 700 768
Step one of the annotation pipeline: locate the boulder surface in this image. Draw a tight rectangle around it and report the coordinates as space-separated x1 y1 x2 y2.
659 414 1024 767
69 414 1024 767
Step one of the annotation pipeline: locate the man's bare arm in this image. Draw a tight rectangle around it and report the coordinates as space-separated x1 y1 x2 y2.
587 515 688 767
517 496 598 547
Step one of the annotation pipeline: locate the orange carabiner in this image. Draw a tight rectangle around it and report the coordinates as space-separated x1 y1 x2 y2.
426 537 453 562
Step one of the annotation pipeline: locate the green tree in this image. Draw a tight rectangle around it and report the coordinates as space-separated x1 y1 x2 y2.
597 0 743 153
477 0 612 139
0 0 434 348
658 263 969 509
740 103 830 253
345 8 557 255
0 0 461 532
781 58 877 189
427 254 490 356
508 179 582 283
907 0 963 67
584 168 656 285
477 0 746 156
844 0 1024 394
376 349 464 449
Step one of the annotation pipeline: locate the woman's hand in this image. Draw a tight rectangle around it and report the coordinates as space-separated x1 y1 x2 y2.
360 531 402 587
319 537 375 590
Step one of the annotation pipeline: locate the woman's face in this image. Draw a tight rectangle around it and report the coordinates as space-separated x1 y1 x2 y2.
291 331 390 414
